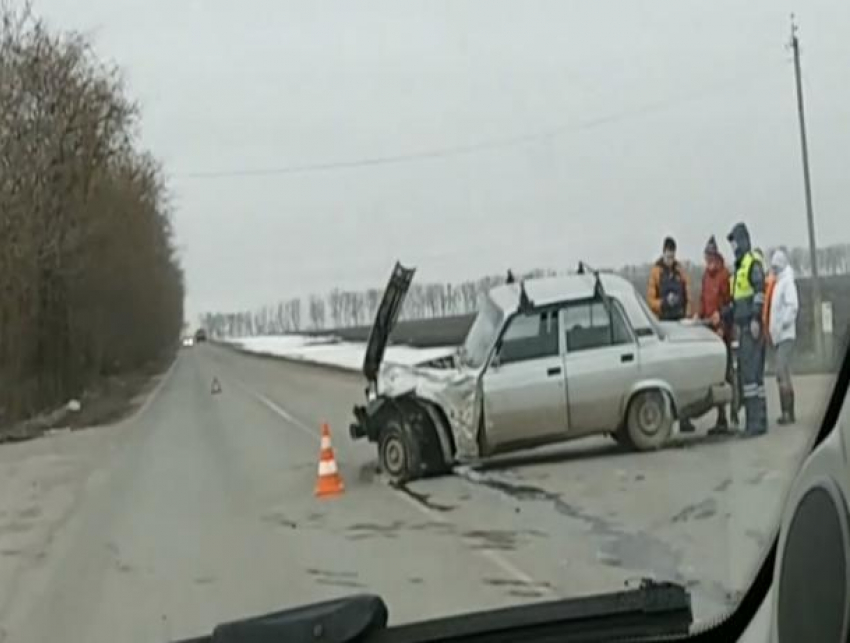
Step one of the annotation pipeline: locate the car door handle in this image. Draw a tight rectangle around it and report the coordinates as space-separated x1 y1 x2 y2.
620 353 635 363
547 366 562 376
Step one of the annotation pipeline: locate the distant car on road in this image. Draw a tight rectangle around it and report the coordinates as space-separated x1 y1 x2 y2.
350 262 732 483
182 336 195 348
194 329 208 343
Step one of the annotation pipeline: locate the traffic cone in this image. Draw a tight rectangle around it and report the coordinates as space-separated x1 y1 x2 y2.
211 377 222 395
315 423 345 498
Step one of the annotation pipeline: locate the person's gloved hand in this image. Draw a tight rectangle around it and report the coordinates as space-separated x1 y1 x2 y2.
750 318 761 339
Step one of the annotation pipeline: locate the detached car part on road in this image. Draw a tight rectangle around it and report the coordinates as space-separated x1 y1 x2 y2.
351 262 732 483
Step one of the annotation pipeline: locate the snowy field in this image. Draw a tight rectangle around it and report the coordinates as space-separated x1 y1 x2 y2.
226 335 455 371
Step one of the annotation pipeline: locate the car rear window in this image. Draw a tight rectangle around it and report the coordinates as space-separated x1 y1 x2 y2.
564 300 632 352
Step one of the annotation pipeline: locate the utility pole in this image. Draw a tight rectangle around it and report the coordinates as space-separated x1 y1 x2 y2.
789 15 824 363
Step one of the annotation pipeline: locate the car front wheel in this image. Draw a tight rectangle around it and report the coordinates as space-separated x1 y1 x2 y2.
378 416 422 484
626 389 673 450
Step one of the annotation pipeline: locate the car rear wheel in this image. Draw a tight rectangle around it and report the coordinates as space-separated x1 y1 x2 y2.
378 416 422 484
626 389 673 451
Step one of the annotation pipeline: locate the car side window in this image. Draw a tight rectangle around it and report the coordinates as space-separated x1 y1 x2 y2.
564 299 632 352
610 300 634 345
498 310 559 364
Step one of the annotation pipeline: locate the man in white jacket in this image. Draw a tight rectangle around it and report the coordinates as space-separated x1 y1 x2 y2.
769 249 800 425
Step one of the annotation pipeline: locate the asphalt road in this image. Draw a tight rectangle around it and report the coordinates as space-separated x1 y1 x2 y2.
0 344 836 642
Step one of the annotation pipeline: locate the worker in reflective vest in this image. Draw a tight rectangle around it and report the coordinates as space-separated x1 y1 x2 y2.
729 248 771 328
724 223 768 437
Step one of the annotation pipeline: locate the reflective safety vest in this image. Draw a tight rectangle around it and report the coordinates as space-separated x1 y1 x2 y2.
732 253 755 300
730 251 766 325
730 251 765 301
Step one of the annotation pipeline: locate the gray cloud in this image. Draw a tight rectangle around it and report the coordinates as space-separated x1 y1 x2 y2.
35 0 850 320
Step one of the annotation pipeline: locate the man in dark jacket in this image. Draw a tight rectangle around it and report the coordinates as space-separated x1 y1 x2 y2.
647 237 691 321
724 223 768 437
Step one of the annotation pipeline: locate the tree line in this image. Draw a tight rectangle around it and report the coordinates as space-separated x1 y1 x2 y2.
201 244 850 339
0 7 184 423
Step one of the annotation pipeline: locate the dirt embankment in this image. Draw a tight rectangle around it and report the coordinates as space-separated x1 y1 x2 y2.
0 352 174 445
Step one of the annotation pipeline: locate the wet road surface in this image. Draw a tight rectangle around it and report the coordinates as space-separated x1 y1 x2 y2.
0 344 834 641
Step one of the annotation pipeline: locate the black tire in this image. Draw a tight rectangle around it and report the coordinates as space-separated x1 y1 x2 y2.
626 389 673 451
404 402 452 477
378 415 422 484
610 429 631 449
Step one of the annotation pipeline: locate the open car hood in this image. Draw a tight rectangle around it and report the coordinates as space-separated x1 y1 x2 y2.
362 262 415 384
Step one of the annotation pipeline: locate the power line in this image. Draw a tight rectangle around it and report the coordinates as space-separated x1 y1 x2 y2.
173 65 783 180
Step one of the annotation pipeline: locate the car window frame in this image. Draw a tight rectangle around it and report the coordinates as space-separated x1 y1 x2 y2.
562 295 636 354
490 305 562 367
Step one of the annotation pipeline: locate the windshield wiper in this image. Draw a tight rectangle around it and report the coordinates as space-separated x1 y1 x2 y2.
172 579 692 643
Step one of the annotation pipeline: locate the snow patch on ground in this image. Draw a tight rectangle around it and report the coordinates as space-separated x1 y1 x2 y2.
227 335 455 371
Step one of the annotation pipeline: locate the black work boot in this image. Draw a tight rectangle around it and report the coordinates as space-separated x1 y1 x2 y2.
679 418 696 433
777 389 793 425
788 389 796 423
742 399 766 438
708 408 731 435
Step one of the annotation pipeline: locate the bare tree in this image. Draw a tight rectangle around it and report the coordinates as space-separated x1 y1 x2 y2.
0 6 184 421
289 298 302 331
328 289 343 328
365 288 380 322
308 295 325 330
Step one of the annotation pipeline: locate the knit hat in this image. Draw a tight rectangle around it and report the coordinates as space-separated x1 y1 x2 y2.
704 235 719 256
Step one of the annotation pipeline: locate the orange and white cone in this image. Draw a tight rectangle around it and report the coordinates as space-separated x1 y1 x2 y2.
315 423 345 498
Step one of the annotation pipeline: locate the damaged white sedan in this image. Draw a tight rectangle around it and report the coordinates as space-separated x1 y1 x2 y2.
350 262 732 483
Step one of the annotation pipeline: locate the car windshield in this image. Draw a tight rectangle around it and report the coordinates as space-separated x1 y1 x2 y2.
0 3 846 642
461 295 505 368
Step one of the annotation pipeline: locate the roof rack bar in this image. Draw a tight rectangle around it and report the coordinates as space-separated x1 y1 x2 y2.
577 261 606 299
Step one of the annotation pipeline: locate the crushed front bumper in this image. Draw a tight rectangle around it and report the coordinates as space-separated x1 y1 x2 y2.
350 397 390 441
350 405 370 440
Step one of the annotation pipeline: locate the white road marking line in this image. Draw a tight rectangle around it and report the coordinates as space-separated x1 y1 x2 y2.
233 377 551 595
231 380 320 441
122 357 178 425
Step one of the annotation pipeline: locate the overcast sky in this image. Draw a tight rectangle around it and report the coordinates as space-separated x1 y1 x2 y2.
35 0 850 321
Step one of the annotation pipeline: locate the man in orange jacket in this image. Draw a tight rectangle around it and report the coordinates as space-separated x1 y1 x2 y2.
647 236 691 321
647 236 693 432
764 264 777 336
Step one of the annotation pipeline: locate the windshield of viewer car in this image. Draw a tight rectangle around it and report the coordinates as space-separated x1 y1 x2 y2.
0 2 847 642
